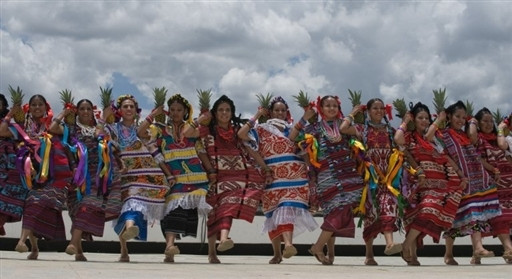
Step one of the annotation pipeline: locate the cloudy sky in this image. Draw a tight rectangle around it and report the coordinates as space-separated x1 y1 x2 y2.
1 1 511 123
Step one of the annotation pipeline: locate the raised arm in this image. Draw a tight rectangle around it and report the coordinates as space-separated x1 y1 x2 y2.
497 121 509 150
0 108 15 138
426 111 445 142
340 105 363 137
238 107 267 141
467 117 479 145
289 108 316 141
49 107 73 135
394 112 412 146
137 106 164 139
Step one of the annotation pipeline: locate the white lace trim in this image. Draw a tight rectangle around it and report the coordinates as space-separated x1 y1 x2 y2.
164 193 212 217
121 199 165 222
262 207 318 237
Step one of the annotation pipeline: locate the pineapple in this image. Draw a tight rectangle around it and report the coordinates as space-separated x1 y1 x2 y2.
153 87 167 124
465 100 474 119
348 89 364 124
100 86 114 124
292 90 316 124
393 98 414 131
197 88 212 125
59 89 75 125
8 85 25 124
432 88 447 129
255 92 273 123
493 108 509 136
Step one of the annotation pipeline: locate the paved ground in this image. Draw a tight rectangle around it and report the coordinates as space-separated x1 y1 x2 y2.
0 251 510 279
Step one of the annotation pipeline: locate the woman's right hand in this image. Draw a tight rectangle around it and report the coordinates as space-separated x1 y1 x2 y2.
103 106 113 120
198 111 212 124
207 173 217 185
437 111 447 122
302 108 316 121
256 107 268 118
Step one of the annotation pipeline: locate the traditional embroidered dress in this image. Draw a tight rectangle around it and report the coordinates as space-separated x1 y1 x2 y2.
304 120 361 237
198 125 265 238
0 134 27 235
148 123 211 238
108 122 167 240
355 123 400 242
402 131 462 246
477 133 512 236
64 123 122 238
440 128 501 237
13 121 72 240
247 119 317 239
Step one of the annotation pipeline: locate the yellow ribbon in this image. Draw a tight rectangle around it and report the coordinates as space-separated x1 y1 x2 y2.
298 133 321 168
384 148 403 197
38 133 53 183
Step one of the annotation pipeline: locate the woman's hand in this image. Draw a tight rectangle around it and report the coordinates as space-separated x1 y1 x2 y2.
207 172 217 185
302 108 316 121
460 177 469 190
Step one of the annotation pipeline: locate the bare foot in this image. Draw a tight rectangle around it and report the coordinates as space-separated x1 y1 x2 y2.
15 243 29 253
208 255 221 264
27 250 39 260
308 245 330 265
326 249 334 265
364 258 378 266
268 255 282 264
444 256 458 265
75 254 87 261
65 244 77 255
119 254 130 262
282 245 297 259
164 245 180 256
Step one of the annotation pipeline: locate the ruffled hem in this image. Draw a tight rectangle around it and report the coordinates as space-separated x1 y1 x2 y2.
262 206 318 237
164 193 212 217
121 199 164 222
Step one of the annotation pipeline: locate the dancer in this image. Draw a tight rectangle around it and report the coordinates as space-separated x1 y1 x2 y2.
434 101 500 265
0 94 27 236
470 108 512 263
394 102 463 266
0 94 74 260
101 94 168 262
293 95 363 265
49 99 121 261
341 98 403 265
138 94 211 263
197 95 266 264
238 96 317 264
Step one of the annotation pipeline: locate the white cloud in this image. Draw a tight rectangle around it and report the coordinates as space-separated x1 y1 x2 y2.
1 0 511 123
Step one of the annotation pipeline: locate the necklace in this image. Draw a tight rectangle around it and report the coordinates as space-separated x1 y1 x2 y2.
169 122 186 147
414 131 434 151
116 122 138 148
447 128 471 146
320 119 342 143
26 117 46 138
216 125 235 143
77 121 96 137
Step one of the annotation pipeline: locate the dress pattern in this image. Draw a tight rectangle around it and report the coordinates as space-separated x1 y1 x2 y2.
249 122 317 237
199 126 264 238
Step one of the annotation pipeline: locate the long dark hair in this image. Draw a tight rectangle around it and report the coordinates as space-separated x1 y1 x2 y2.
76 99 97 126
208 95 242 137
474 107 497 134
445 100 466 128
0 94 9 119
410 102 433 124
363 97 394 149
